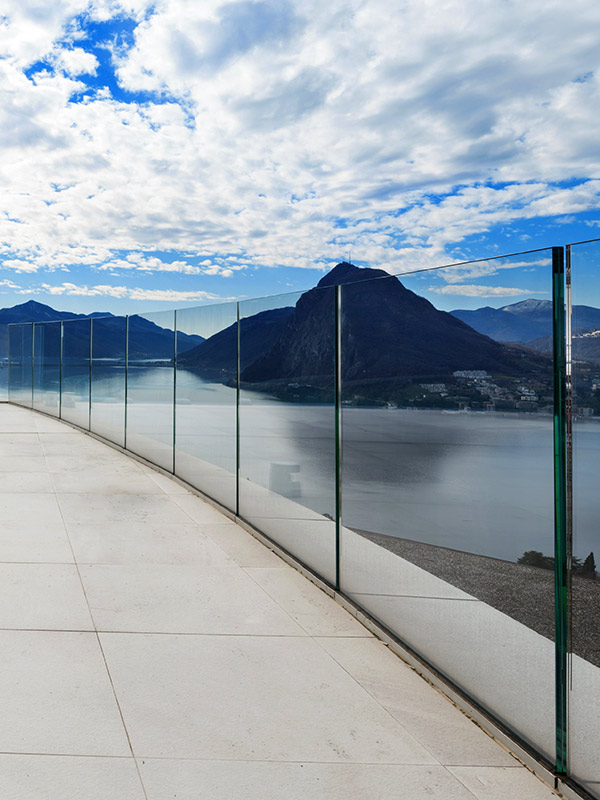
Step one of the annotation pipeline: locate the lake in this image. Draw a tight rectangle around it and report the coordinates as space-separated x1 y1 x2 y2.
8 364 599 564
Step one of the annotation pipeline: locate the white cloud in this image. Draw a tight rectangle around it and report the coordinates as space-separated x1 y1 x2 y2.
423 257 553 285
39 280 224 302
428 284 546 297
0 0 599 288
56 47 99 76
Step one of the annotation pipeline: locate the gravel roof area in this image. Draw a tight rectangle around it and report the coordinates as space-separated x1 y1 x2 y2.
355 530 600 668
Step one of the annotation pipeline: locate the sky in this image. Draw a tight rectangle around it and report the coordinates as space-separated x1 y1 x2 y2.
1 0 599 315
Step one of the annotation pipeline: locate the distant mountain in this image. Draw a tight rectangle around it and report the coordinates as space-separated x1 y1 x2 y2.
527 326 600 364
178 307 293 376
241 263 550 383
0 300 203 360
451 299 600 343
0 299 90 325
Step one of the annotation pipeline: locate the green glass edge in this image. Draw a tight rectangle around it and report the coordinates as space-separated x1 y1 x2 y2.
334 284 342 591
552 245 568 774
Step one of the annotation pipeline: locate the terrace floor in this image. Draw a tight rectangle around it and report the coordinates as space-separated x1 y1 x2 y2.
0 402 561 800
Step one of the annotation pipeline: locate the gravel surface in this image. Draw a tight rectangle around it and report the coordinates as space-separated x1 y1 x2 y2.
355 529 600 668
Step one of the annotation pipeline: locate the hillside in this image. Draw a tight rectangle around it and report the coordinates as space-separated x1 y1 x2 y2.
178 307 293 376
0 300 203 360
241 263 551 384
451 299 600 343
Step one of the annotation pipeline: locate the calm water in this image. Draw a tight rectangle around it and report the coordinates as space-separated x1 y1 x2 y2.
8 365 599 563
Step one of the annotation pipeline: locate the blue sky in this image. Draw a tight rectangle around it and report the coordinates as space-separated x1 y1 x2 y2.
1 0 599 315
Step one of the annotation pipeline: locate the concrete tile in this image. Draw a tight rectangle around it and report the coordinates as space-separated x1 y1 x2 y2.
141 760 476 800
245 567 371 637
0 441 44 457
0 471 54 492
39 432 91 443
201 523 282 567
0 493 63 525
171 492 234 524
0 754 145 800
0 522 73 563
82 564 305 635
35 416 74 432
57 493 192 525
318 637 517 767
448 766 559 799
41 437 119 457
0 432 41 444
68 522 234 565
0 630 130 755
51 469 164 494
0 455 47 472
142 469 191 494
0 407 35 425
44 450 135 472
101 632 437 763
0 564 92 629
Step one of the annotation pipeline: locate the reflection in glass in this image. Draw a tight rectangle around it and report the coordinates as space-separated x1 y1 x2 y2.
175 302 238 512
91 316 127 447
567 239 600 799
338 255 556 758
238 286 337 582
8 323 33 407
125 310 176 470
33 321 62 417
61 318 91 429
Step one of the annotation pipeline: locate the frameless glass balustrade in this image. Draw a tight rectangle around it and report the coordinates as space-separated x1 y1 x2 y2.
90 315 127 448
7 323 33 407
6 244 600 798
61 318 91 430
238 287 337 583
32 321 61 418
567 238 600 799
175 302 238 513
125 310 175 471
339 251 557 759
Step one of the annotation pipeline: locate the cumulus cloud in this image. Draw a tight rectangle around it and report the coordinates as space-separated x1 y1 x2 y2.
0 0 599 299
56 46 99 76
39 280 223 302
425 257 553 285
428 284 545 297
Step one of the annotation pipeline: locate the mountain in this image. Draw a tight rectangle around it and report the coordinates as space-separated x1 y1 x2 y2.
241 263 550 384
0 300 203 360
178 307 293 376
527 326 600 364
451 299 600 343
0 299 90 325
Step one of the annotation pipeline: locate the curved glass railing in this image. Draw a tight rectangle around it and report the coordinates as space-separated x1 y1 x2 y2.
6 242 600 798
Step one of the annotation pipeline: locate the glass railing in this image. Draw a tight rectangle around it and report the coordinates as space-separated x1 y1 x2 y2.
339 250 558 760
566 238 600 798
6 243 599 798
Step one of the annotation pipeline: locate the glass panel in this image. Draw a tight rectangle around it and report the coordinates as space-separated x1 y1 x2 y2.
338 253 556 758
126 310 175 470
567 238 600 798
32 321 61 417
238 286 336 582
61 318 91 429
8 324 33 407
175 302 238 512
90 316 127 447
0 327 7 399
